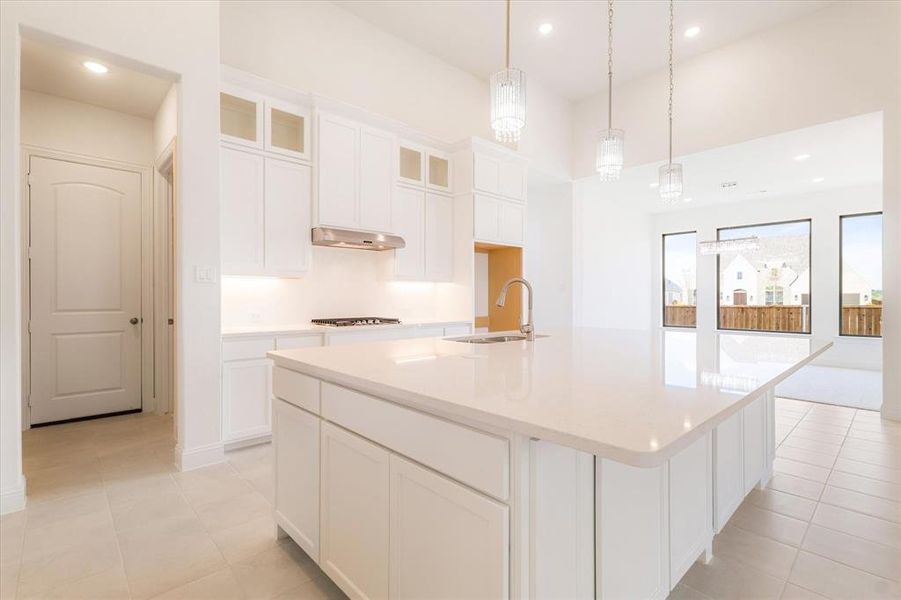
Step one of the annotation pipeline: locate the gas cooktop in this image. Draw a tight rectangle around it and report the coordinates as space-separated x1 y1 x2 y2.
311 317 402 327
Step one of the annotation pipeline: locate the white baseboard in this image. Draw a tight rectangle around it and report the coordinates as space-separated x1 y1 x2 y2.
0 476 27 515
175 441 226 472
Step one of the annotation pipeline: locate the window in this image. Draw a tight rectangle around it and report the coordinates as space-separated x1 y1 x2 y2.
717 220 811 333
840 213 882 337
663 232 697 327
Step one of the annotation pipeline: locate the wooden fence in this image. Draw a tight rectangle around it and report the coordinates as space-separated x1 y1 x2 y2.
719 305 810 333
841 305 882 336
664 305 696 327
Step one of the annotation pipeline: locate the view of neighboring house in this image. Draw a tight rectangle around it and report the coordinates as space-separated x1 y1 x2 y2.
719 234 811 306
842 264 879 305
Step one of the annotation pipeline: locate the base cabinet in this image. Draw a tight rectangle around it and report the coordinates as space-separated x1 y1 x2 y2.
222 358 271 442
320 423 390 600
388 455 509 600
274 399 320 561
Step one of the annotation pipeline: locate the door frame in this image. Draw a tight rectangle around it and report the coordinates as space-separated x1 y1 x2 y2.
154 138 176 417
20 145 152 428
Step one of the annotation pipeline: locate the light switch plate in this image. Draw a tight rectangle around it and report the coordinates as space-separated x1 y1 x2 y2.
194 266 218 283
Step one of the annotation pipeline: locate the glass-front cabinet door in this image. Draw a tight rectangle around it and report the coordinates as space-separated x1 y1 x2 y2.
220 86 263 149
398 143 424 187
265 99 310 161
427 151 451 192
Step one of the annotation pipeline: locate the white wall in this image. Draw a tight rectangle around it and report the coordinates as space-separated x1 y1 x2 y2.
152 83 177 160
525 181 574 331
571 0 900 418
1 0 221 514
21 90 154 164
573 177 652 331
474 252 489 318
650 185 883 371
220 0 573 182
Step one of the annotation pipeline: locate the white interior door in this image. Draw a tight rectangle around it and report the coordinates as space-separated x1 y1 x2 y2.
29 156 143 424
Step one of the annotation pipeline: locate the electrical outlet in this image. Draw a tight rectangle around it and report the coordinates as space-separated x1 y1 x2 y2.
249 310 262 323
194 266 218 283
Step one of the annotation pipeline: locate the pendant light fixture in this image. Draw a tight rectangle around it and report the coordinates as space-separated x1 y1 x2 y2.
596 0 624 181
490 0 526 144
659 0 683 202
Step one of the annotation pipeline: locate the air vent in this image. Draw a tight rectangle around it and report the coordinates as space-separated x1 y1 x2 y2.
720 181 738 189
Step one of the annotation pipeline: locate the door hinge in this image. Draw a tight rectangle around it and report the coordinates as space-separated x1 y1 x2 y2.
27 320 31 334
26 171 32 187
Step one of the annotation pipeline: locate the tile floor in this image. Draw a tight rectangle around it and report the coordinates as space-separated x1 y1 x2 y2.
0 399 898 599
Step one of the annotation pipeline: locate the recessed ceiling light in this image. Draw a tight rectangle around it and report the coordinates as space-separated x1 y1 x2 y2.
538 23 553 36
812 177 825 183
683 197 693 203
83 61 108 74
794 153 811 161
649 182 660 188
684 26 701 38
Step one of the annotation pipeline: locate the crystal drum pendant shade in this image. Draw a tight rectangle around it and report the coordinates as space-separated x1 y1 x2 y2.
596 128 624 181
659 162 683 202
490 67 527 143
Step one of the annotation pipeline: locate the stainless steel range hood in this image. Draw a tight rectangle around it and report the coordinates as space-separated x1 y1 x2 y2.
311 227 405 251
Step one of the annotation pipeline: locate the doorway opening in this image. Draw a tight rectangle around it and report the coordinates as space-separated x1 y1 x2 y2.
474 242 523 333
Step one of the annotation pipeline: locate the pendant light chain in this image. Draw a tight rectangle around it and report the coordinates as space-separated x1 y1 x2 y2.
667 0 674 167
607 0 614 130
658 0 683 202
505 0 511 69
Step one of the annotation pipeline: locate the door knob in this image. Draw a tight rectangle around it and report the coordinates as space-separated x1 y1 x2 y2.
130 317 139 325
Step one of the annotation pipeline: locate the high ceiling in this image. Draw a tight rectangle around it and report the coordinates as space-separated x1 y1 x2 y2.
597 112 883 214
20 37 172 119
333 0 832 102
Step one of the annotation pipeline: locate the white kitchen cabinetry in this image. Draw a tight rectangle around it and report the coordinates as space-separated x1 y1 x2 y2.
425 193 453 280
316 112 396 233
265 98 310 161
320 422 390 600
265 158 311 275
473 194 524 246
274 398 320 561
222 352 273 443
388 454 509 600
398 142 452 195
426 150 452 193
220 87 264 150
221 146 265 273
392 186 425 280
474 151 525 201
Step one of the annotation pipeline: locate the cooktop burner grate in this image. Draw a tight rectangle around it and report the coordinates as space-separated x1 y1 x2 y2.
311 317 402 327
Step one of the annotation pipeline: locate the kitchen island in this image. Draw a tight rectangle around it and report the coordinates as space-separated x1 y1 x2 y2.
267 328 831 600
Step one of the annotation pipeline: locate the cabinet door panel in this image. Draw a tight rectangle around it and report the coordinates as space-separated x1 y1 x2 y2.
222 358 271 442
474 195 500 242
499 201 524 245
274 399 319 561
318 114 358 228
265 99 309 160
669 433 712 588
473 153 501 195
499 161 526 200
743 396 766 493
265 158 311 275
320 423 389 600
392 186 425 279
714 411 744 532
359 128 394 232
425 193 453 281
389 455 508 600
221 147 265 273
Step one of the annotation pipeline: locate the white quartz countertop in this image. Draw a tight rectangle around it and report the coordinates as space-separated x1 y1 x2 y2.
222 319 470 338
268 328 832 467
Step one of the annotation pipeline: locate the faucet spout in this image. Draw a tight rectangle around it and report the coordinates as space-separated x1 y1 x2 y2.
495 277 535 341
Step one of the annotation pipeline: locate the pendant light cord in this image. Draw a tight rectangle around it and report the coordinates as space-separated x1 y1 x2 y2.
607 0 614 130
505 0 511 69
667 0 674 167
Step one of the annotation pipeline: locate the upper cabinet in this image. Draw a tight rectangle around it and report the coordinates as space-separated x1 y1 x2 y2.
220 87 264 149
316 111 396 233
220 86 310 162
398 141 452 194
474 152 526 202
265 99 311 161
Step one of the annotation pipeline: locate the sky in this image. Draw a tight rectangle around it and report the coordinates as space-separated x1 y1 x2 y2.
842 213 883 289
664 232 697 291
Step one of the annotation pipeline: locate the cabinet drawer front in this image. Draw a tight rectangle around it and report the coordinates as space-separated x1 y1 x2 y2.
222 337 275 361
276 335 322 350
273 367 321 415
321 383 509 500
389 454 509 600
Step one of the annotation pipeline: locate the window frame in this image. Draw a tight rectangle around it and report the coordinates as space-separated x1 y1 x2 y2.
838 211 883 338
662 230 698 329
716 218 813 335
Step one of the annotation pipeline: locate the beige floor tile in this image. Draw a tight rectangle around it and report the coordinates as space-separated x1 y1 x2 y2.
767 473 825 501
681 554 785 600
232 543 321 600
787 429 847 446
839 447 901 469
110 490 196 532
193 490 271 533
0 512 26 566
802 414 854 427
820 485 901 523
21 509 117 563
832 457 901 484
776 446 838 469
812 503 901 549
843 437 901 456
847 428 901 446
104 471 182 508
118 515 226 600
827 470 901 501
23 488 109 531
779 435 842 455
0 561 20 600
150 567 243 600
793 421 850 436
211 515 281 564
34 564 131 600
25 463 104 503
666 583 713 600
780 583 829 599
16 537 122 599
272 575 347 600
789 550 901 599
711 524 798 579
801 524 900 582
729 504 808 546
774 458 831 484
175 464 253 507
747 488 817 521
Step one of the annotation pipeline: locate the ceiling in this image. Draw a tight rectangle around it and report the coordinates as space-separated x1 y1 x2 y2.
20 37 172 119
333 0 832 102
598 112 883 214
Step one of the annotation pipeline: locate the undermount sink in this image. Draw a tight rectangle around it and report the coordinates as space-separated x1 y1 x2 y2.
449 334 547 344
